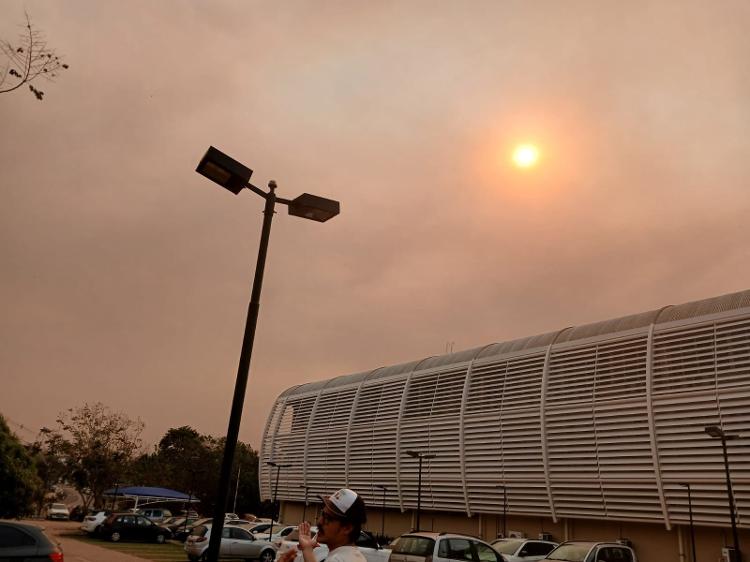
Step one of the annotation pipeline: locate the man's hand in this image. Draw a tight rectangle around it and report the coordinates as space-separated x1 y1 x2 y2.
298 521 318 552
278 547 299 562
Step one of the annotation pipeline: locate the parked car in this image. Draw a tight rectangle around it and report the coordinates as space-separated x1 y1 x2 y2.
280 529 389 562
388 532 506 562
98 513 172 543
46 503 70 520
136 507 172 523
274 525 318 558
491 538 558 561
253 524 297 541
540 542 636 562
185 524 277 562
174 517 215 542
166 516 202 536
80 510 110 534
0 521 64 561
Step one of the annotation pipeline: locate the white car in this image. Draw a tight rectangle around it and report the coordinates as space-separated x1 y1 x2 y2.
80 510 109 533
185 524 277 562
254 525 297 541
278 530 389 562
46 503 70 520
491 538 558 561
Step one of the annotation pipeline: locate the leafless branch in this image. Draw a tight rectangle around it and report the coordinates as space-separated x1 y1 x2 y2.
0 12 69 100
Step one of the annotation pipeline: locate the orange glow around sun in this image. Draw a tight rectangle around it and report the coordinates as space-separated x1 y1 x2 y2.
512 144 540 168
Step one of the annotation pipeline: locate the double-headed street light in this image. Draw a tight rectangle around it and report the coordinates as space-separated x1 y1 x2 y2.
705 425 742 562
267 461 291 541
678 483 696 562
405 450 436 531
196 147 339 562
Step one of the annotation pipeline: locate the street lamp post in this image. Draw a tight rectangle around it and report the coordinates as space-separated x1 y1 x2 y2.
111 482 119 512
267 461 291 542
496 485 507 538
705 425 742 562
405 450 436 531
300 485 311 523
195 146 340 562
679 483 696 562
375 484 388 538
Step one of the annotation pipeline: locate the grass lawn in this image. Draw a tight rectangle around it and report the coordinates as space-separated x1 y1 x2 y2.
67 533 188 562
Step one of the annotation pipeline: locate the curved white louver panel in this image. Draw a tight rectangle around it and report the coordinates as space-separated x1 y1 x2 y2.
262 289 750 529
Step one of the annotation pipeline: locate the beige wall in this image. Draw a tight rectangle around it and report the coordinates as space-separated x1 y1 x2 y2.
280 501 750 562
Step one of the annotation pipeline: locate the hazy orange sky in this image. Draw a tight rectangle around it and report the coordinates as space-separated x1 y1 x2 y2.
2 1 749 450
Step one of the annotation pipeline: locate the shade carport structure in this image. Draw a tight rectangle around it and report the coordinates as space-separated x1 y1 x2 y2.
103 486 200 510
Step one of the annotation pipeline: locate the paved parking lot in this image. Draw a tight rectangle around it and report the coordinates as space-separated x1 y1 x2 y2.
18 519 160 562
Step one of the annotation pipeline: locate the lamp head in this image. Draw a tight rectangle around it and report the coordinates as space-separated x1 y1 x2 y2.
405 450 419 458
705 425 724 439
288 193 340 222
196 146 253 195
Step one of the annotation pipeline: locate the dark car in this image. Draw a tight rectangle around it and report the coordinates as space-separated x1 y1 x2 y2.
98 512 172 543
0 521 64 561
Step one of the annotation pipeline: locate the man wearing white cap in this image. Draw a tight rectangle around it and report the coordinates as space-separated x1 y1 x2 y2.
280 488 368 562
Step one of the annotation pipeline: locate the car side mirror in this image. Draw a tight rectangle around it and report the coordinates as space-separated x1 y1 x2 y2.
518 550 528 557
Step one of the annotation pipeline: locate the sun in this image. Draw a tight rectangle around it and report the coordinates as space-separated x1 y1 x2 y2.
512 144 540 168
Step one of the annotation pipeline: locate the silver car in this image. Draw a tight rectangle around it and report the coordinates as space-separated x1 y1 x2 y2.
491 539 557 562
185 524 277 562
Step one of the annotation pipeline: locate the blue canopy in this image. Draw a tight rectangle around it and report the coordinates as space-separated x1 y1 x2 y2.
104 486 199 507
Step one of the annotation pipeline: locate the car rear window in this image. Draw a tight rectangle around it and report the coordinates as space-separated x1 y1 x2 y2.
0 525 35 547
392 536 435 556
193 525 209 538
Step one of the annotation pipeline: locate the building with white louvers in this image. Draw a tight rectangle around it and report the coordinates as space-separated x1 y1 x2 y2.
260 289 750 559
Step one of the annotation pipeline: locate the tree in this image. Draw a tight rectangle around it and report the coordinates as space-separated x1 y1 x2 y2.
129 426 260 516
0 414 42 517
0 13 69 100
38 403 144 510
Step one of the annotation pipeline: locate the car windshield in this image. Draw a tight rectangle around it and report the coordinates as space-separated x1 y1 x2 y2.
391 536 435 556
545 545 591 561
491 539 524 554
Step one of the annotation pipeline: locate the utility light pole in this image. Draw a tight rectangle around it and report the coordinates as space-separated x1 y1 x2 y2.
267 461 291 542
705 425 742 562
195 146 339 562
375 484 388 538
405 450 436 531
679 483 696 562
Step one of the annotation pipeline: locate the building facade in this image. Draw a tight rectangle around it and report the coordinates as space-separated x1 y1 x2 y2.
260 290 750 561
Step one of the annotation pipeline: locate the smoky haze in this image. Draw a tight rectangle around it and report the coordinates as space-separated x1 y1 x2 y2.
1 1 749 449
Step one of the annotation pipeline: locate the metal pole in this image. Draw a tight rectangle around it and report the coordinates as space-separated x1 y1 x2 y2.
686 484 696 562
183 490 192 535
206 188 277 562
233 466 241 515
270 465 282 541
502 486 507 538
381 487 387 538
721 436 742 562
112 483 119 512
416 455 423 531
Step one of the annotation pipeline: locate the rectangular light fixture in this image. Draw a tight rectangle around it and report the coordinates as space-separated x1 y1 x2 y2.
288 193 340 222
196 146 253 194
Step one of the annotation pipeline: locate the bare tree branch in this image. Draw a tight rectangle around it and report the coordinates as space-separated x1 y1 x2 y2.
0 12 69 100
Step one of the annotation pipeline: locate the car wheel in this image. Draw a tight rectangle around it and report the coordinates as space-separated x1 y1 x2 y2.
111 531 121 542
155 533 166 544
260 549 275 562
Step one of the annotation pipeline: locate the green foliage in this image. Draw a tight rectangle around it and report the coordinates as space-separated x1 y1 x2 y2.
0 414 42 517
129 426 260 516
38 402 144 510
